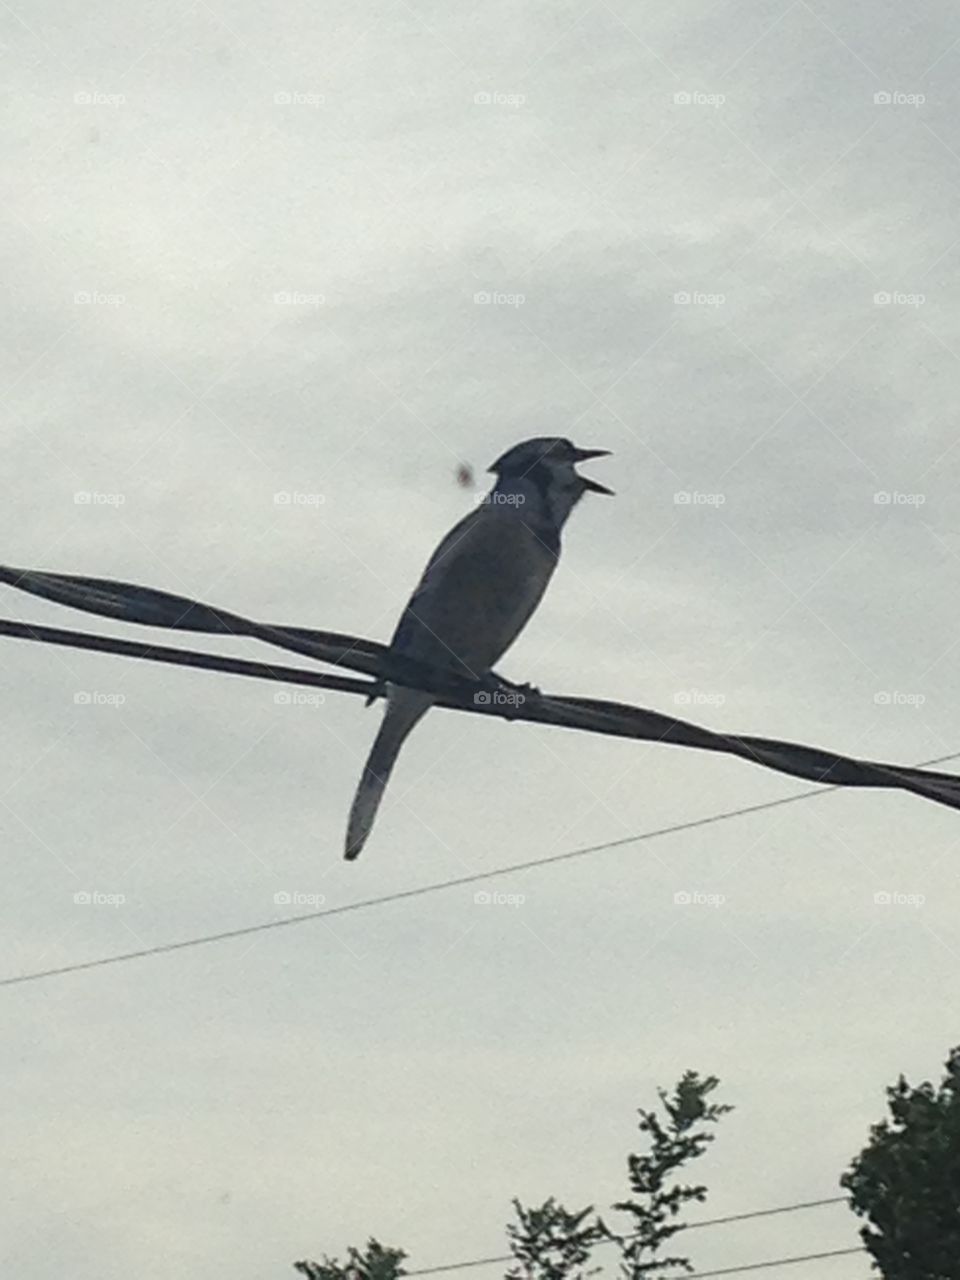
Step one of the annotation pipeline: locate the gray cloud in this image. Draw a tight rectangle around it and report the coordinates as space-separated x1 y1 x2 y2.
3 1 960 1277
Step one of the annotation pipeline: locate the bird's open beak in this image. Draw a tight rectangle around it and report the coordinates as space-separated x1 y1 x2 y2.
573 447 614 495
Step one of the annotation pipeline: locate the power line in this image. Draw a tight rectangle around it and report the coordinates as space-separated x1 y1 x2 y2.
2 752 958 991
405 1197 850 1276
410 1248 866 1280
5 563 960 814
0 789 832 989
684 1196 847 1231
673 1247 864 1278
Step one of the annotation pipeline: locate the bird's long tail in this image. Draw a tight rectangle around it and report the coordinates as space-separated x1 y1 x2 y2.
344 689 434 860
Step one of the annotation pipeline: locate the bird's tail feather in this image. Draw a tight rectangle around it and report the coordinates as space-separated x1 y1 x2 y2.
344 690 433 860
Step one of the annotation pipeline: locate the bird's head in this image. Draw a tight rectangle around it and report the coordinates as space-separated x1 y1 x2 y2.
488 436 613 495
487 437 613 532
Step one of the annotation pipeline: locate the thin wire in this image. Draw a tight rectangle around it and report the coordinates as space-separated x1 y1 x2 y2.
678 1247 865 1278
685 1196 847 1230
404 1197 850 1276
410 1248 866 1280
3 753 958 990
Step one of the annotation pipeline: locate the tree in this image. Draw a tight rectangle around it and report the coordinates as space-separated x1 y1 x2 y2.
506 1198 604 1280
841 1044 960 1279
294 1072 731 1280
504 1071 731 1280
294 1239 407 1280
602 1071 733 1277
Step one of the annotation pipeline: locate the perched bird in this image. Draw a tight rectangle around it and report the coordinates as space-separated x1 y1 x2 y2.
344 436 613 860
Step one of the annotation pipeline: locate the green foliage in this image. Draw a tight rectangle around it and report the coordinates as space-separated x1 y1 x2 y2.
604 1071 733 1278
506 1071 731 1280
506 1197 604 1280
295 1072 731 1280
841 1045 960 1279
294 1239 407 1280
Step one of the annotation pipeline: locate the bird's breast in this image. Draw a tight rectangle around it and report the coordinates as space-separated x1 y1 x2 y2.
395 508 558 677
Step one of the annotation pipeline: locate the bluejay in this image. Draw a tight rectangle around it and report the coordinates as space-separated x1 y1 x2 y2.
344 436 613 860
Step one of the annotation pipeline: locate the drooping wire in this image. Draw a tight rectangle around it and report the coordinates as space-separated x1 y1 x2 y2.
404 1196 851 1276
2 752 958 990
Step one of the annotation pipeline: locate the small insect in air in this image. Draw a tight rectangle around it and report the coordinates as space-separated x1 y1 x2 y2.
455 462 475 489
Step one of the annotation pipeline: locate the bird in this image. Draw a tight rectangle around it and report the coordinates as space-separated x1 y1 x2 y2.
344 436 613 860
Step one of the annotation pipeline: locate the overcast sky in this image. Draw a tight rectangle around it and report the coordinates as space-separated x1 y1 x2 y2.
3 1 960 1276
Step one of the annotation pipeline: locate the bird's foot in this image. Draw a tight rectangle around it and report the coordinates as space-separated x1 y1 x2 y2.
508 680 542 701
481 671 542 718
363 678 387 708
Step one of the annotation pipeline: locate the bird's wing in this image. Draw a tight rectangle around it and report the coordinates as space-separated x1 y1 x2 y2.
389 504 558 678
